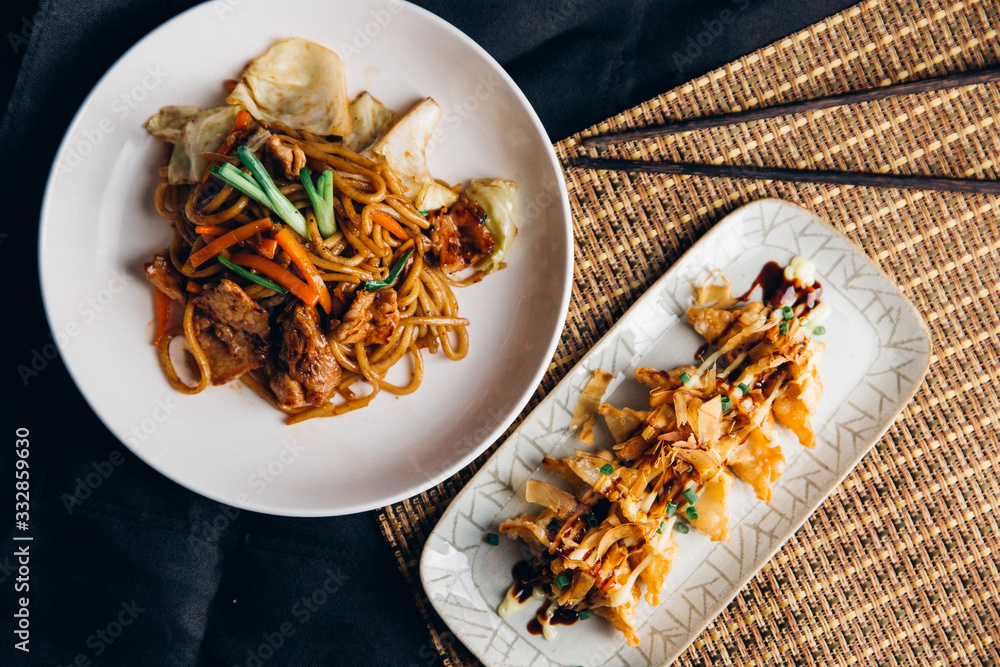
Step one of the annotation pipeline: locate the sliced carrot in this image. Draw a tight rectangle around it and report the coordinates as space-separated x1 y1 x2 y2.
201 109 253 182
371 210 410 241
273 227 332 313
153 288 171 346
246 236 279 259
225 110 252 146
229 253 319 306
185 281 203 294
188 218 272 268
194 225 230 236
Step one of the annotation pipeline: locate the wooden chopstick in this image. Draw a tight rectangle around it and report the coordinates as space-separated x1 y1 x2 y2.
580 65 1000 147
567 156 1000 196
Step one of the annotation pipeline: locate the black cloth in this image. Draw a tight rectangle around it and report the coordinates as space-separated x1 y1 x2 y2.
1 1 856 665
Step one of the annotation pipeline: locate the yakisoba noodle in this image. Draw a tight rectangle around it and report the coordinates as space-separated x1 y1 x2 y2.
143 38 517 424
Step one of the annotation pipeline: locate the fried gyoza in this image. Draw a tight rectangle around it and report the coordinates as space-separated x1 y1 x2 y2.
498 259 826 645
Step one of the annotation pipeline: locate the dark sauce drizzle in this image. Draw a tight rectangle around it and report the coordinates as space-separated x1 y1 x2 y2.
517 498 617 633
551 606 581 626
512 560 541 603
738 261 822 314
526 600 581 635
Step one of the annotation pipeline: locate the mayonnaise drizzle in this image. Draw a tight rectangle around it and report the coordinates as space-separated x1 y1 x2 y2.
784 255 816 285
497 584 545 619
608 553 654 607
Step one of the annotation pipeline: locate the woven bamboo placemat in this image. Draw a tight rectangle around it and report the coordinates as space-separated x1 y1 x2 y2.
377 0 1000 664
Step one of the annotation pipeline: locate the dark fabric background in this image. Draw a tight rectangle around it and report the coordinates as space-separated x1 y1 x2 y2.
1 1 855 665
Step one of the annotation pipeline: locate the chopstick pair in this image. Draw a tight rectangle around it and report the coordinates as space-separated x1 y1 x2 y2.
570 65 1000 196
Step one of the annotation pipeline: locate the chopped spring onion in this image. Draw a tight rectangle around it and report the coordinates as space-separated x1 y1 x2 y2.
359 248 415 291
417 209 430 216
682 488 698 505
813 325 826 335
679 371 692 384
656 522 664 534
209 163 269 207
779 320 789 335
665 502 677 516
555 573 570 589
738 382 750 394
781 305 794 320
578 610 590 620
676 522 690 534
721 396 731 411
216 255 288 294
686 506 699 521
599 463 615 475
300 167 336 238
235 145 308 238
485 532 499 545
586 512 598 526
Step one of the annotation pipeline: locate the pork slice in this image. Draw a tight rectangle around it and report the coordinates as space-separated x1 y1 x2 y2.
142 250 186 302
190 279 270 385
269 370 306 409
330 288 400 345
266 135 307 180
270 305 341 409
427 198 494 273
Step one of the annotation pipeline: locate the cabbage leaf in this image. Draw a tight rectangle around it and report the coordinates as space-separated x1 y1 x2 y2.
465 178 518 273
343 92 398 153
145 106 200 143
226 37 352 136
156 105 240 184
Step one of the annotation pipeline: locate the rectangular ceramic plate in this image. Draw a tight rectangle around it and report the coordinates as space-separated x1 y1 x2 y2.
420 198 931 666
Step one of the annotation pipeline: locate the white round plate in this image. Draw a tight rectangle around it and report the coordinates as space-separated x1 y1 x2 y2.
39 0 572 516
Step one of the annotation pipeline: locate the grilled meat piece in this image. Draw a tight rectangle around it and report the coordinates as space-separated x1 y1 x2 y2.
189 279 270 385
330 288 400 345
142 250 186 302
266 135 307 180
427 198 494 272
269 304 341 409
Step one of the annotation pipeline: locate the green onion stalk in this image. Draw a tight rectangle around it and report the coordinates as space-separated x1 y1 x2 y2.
208 145 309 238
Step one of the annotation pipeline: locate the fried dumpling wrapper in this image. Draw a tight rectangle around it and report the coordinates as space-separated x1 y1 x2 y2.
565 453 641 492
227 38 353 136
689 469 734 541
540 456 594 496
598 403 649 443
498 513 552 553
695 269 739 309
593 581 642 646
773 382 820 448
722 424 785 503
570 369 614 444
524 479 581 520
686 302 767 348
637 541 677 607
